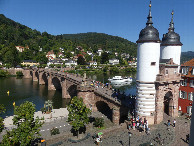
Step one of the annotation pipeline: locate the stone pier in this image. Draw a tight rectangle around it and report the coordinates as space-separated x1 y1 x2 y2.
39 72 45 85
48 74 56 90
62 80 71 98
32 71 38 82
23 70 32 79
112 106 120 125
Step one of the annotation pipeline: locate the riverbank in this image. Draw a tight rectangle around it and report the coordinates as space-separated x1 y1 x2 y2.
3 108 69 128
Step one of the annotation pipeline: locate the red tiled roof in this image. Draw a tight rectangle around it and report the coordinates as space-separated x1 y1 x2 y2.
182 58 194 66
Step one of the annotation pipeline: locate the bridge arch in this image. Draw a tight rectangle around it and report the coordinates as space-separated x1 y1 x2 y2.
164 91 173 116
52 77 62 90
67 85 77 98
42 72 48 84
96 101 112 121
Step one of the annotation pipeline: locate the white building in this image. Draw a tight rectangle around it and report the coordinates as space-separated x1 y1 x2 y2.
136 2 161 124
87 51 93 56
109 59 119 65
65 59 77 67
160 11 182 69
89 61 97 66
97 48 103 56
135 2 182 125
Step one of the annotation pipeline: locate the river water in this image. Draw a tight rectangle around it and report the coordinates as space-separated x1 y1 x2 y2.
0 72 136 118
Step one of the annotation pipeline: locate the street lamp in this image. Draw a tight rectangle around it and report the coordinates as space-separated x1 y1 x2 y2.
128 132 132 146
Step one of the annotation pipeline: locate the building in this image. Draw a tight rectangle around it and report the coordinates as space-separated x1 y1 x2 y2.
65 59 77 67
89 61 97 66
87 51 93 56
179 59 194 115
21 60 39 67
46 50 56 60
97 48 103 56
109 59 119 65
58 52 64 58
16 46 29 52
136 1 182 124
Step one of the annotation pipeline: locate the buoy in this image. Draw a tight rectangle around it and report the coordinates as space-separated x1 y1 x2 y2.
7 91 9 96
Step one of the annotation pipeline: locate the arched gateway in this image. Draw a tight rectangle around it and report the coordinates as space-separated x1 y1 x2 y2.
154 59 181 124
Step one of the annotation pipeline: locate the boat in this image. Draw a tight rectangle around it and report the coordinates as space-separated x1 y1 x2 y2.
108 76 132 84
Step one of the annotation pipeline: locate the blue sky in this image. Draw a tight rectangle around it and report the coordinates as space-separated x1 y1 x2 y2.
0 0 193 52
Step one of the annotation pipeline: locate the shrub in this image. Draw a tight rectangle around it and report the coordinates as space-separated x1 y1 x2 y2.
93 117 104 128
16 71 23 76
50 127 60 136
0 70 9 77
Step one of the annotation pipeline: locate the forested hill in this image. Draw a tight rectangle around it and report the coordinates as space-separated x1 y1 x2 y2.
181 51 194 64
0 14 137 56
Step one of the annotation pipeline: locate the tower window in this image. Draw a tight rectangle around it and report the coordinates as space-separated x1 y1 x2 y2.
151 62 156 66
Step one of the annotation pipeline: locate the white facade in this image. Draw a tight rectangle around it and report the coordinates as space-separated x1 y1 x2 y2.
136 42 160 82
136 42 160 118
109 59 119 65
160 46 181 66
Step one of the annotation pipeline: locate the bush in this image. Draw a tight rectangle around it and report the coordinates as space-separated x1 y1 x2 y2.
93 117 104 128
50 127 60 136
0 70 9 77
16 71 23 76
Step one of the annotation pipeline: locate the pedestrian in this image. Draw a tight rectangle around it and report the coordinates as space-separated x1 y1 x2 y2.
173 119 176 128
143 123 146 132
96 137 100 146
133 121 136 130
136 121 140 129
186 134 190 143
167 120 170 130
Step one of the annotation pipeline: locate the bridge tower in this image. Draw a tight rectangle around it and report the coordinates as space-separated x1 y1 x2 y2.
136 1 161 124
160 11 182 69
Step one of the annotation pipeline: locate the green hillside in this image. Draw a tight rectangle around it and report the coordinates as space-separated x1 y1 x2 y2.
0 14 137 66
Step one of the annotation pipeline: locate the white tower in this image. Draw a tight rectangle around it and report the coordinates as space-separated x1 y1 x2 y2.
160 11 182 67
136 1 160 124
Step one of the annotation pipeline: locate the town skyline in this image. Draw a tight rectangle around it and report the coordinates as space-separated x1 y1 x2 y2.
0 0 193 52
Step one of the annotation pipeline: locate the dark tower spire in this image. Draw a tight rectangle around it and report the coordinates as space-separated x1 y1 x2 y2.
146 1 153 26
168 10 174 32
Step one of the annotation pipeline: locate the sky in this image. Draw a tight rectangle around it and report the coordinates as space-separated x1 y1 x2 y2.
0 0 193 52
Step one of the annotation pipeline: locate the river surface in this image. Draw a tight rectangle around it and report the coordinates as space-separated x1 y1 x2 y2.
0 72 136 118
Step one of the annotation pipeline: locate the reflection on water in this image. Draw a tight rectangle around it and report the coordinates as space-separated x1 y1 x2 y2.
0 72 136 117
0 77 64 118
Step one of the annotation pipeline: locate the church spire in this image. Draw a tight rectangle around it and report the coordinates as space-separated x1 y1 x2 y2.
146 1 153 26
168 10 174 32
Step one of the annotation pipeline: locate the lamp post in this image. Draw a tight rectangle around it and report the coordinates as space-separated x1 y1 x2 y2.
128 132 132 146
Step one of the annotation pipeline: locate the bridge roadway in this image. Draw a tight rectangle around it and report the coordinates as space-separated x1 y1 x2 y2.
23 68 129 124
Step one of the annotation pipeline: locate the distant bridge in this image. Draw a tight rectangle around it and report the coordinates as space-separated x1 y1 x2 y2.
23 69 129 124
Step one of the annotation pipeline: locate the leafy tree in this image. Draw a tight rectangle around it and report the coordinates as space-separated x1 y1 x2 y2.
44 100 53 112
67 96 91 138
35 52 48 64
0 104 5 133
101 52 109 64
2 101 43 146
77 56 86 65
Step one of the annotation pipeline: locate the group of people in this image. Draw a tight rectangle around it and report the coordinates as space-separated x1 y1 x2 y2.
167 119 176 130
128 115 150 134
91 80 109 89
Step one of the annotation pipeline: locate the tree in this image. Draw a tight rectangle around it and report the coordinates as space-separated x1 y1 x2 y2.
0 104 5 133
44 100 53 112
67 96 91 138
2 101 43 146
101 52 109 64
77 56 86 65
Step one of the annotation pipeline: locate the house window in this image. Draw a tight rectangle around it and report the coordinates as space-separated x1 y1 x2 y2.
192 68 194 75
181 79 187 86
151 62 156 66
179 91 187 99
166 69 168 75
188 92 193 101
187 106 192 116
190 80 194 88
181 67 189 75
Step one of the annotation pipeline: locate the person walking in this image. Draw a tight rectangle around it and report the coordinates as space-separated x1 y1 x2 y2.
167 120 171 130
173 119 176 128
133 121 136 130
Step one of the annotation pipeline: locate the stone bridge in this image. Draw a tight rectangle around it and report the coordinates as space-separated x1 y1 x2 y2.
23 69 129 124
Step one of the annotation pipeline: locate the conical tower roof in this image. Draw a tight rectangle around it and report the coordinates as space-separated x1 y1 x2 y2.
137 1 160 43
161 11 182 46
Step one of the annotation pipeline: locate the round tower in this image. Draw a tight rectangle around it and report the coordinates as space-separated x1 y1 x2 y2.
136 1 160 124
160 11 182 66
